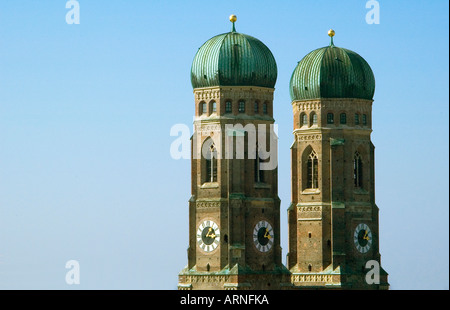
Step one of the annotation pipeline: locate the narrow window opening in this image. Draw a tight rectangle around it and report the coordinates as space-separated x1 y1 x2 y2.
254 146 265 183
340 113 347 124
205 143 218 183
353 151 363 188
201 102 207 115
307 150 319 189
311 113 318 126
301 113 308 126
355 113 360 125
327 113 334 124
238 100 245 113
225 101 232 113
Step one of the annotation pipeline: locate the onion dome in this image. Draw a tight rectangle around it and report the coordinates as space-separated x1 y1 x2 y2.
191 15 277 89
290 29 375 101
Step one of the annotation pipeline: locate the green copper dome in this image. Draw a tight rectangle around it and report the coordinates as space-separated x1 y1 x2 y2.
289 39 375 101
191 23 277 89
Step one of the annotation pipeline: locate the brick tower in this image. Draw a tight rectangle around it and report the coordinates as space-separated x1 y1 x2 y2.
286 30 389 289
178 15 291 290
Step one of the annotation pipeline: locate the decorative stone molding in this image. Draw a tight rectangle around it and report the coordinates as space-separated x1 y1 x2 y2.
194 86 274 102
297 134 322 142
195 89 221 101
184 275 230 284
196 201 221 209
291 274 333 284
293 98 373 112
194 123 222 133
298 206 322 212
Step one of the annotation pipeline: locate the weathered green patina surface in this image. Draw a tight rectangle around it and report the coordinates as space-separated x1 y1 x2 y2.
290 43 375 101
191 29 277 89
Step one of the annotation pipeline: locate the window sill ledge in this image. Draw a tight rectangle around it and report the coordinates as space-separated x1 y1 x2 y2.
302 189 320 195
353 188 368 195
201 182 219 189
254 182 271 189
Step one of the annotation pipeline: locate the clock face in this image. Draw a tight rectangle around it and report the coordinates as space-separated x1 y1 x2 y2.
197 220 220 252
253 220 274 253
353 223 372 253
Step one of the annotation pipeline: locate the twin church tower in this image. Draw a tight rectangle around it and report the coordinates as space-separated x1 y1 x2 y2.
178 15 389 290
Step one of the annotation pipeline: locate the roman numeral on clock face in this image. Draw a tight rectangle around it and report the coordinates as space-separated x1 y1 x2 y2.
253 220 274 253
197 220 220 252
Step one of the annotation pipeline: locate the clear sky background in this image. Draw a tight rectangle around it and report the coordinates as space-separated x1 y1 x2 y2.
0 0 448 290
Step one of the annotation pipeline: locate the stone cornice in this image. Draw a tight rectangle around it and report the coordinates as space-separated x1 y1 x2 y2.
194 86 275 102
292 98 373 112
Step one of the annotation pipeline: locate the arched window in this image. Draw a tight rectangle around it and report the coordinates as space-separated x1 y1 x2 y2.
205 142 217 183
201 102 207 115
353 151 363 188
238 100 245 113
308 264 312 272
311 112 318 126
263 102 268 114
301 113 308 127
327 113 334 124
340 113 347 124
211 101 216 113
225 101 232 113
254 101 259 114
307 150 319 189
355 113 360 125
362 114 367 126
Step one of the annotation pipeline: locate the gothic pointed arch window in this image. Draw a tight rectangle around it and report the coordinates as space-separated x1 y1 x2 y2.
204 141 218 183
353 151 363 188
307 150 319 189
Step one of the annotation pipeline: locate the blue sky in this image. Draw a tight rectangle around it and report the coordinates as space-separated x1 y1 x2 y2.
0 0 448 289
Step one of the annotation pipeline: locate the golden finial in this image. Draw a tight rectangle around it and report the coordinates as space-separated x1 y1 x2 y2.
229 14 237 32
328 29 335 46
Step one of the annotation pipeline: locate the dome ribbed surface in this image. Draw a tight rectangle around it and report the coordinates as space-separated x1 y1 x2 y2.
289 45 375 101
191 32 277 89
